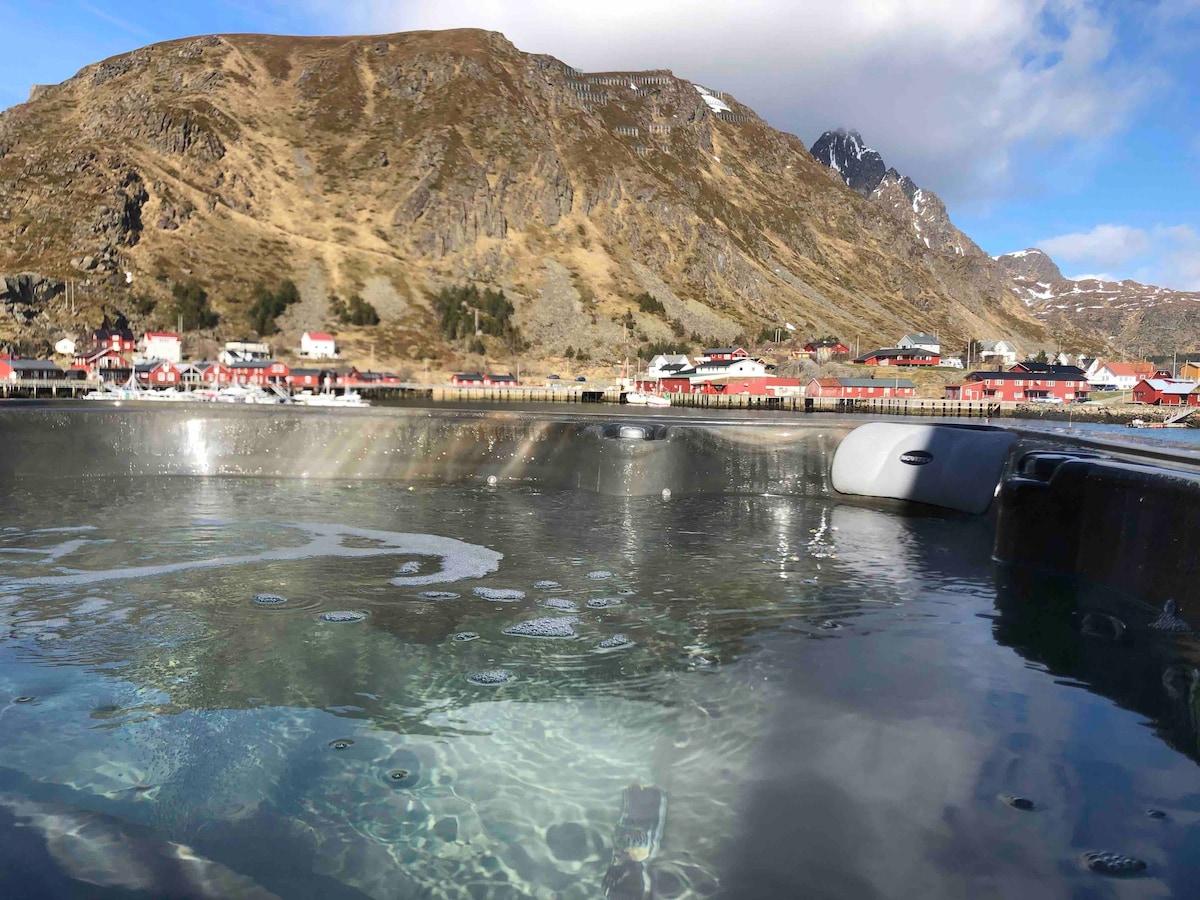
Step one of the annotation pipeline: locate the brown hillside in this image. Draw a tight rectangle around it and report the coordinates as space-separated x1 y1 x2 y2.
0 29 1051 366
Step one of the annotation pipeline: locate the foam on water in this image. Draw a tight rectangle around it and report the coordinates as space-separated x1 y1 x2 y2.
586 570 614 580
542 598 580 612
416 591 460 601
503 616 581 638
534 580 561 590
587 597 623 609
1 523 501 589
472 588 525 602
320 611 368 624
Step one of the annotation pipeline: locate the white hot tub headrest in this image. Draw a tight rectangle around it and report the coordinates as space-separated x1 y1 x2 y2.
831 423 1017 514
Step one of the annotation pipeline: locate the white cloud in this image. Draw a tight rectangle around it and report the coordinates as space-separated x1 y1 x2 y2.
1040 223 1200 290
287 0 1162 205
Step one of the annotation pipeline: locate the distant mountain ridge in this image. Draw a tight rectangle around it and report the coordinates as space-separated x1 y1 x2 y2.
811 130 1200 355
994 248 1200 357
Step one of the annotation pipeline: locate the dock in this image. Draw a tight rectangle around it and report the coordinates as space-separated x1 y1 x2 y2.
2 379 1008 416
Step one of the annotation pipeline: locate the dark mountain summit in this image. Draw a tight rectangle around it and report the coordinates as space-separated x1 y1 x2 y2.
809 129 887 195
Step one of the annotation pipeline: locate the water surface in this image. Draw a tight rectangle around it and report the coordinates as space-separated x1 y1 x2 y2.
1 477 1197 898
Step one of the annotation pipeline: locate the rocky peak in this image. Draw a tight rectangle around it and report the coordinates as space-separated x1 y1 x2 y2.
812 129 983 260
994 248 1064 283
809 129 886 195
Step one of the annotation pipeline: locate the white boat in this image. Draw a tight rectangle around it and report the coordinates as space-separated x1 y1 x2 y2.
625 390 671 408
293 389 369 408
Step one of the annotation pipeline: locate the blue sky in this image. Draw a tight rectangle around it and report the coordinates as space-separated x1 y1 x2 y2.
2 0 1197 288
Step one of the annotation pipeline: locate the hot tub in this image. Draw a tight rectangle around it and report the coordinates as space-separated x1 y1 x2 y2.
0 405 1196 898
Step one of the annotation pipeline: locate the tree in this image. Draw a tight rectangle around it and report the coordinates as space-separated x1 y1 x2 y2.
249 280 301 336
1032 349 1049 364
634 292 665 316
330 293 380 326
171 278 218 331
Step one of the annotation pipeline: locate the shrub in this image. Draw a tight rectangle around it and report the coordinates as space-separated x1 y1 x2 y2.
433 284 517 341
330 293 380 326
635 292 665 316
249 279 300 336
171 278 218 331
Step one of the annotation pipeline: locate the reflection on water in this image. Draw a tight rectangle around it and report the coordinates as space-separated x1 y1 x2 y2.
0 478 1198 898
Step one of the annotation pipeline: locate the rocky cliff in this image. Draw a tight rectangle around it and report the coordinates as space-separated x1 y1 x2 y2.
0 29 1051 364
995 249 1200 358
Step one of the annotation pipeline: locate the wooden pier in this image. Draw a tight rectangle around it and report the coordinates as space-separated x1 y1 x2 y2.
1 379 1003 417
0 378 93 399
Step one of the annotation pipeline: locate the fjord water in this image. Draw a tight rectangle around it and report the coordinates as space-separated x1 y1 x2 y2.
1 476 1198 899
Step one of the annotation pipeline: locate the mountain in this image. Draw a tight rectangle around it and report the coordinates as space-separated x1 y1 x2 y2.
0 29 1051 365
809 129 885 196
810 129 984 260
995 250 1200 358
811 131 1200 357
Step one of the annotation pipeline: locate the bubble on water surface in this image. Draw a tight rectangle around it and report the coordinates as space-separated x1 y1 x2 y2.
1082 851 1147 875
468 669 515 685
1146 809 1168 820
503 616 580 638
329 739 355 750
617 589 636 595
320 610 367 623
473 588 525 602
417 591 459 600
253 593 288 606
586 570 614 580
450 632 479 643
597 633 632 650
542 597 580 612
395 561 422 575
486 475 498 486
587 597 623 609
534 580 561 589
12 696 35 704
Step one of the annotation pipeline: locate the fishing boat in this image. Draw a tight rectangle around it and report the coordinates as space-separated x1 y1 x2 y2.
624 390 670 408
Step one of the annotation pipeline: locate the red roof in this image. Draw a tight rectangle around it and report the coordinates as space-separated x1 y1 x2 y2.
143 332 180 340
304 332 335 342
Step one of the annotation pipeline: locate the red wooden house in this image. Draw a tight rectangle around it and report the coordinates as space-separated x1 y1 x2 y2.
230 361 289 385
854 348 940 366
73 346 131 381
0 357 66 380
451 373 485 386
701 347 749 362
288 368 325 388
483 373 518 386
806 377 916 399
134 360 181 386
91 326 136 354
945 370 1090 402
1132 378 1199 406
803 340 851 361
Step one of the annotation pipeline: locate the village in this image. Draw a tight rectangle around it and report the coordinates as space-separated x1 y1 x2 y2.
4 325 1200 414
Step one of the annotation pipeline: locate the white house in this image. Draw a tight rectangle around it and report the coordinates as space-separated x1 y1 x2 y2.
647 354 691 379
1088 361 1155 391
978 340 1018 366
220 341 272 365
53 337 76 356
299 331 338 359
137 332 182 364
897 333 940 355
694 357 767 379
